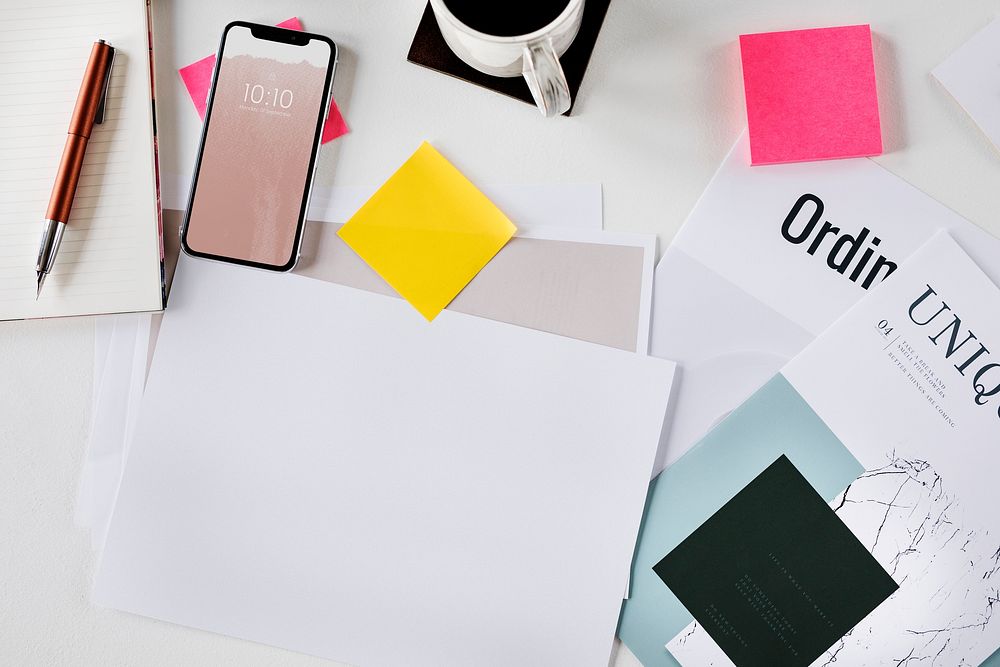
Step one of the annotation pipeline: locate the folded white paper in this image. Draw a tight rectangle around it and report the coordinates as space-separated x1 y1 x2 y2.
650 133 1000 474
95 255 675 667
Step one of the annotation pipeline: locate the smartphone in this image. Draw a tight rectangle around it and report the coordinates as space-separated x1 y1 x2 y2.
181 22 337 271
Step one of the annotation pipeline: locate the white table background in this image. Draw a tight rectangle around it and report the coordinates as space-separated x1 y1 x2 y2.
4 0 1000 665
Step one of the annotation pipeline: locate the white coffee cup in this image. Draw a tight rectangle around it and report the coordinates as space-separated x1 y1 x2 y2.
428 0 585 117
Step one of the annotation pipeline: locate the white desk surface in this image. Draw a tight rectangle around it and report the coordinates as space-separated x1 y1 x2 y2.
3 1 1000 665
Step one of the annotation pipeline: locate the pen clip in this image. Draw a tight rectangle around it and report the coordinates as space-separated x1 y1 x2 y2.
94 45 116 125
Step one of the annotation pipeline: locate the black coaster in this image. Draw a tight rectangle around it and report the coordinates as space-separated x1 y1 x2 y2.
406 0 612 116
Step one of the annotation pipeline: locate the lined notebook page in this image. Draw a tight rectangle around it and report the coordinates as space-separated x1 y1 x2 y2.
0 0 162 320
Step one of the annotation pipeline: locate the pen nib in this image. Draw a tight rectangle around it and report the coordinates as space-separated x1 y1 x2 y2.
36 271 46 300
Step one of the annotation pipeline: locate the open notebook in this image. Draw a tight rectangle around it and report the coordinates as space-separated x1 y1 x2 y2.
0 0 163 320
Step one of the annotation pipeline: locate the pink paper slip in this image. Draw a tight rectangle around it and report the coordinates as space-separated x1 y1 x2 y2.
178 17 348 143
739 25 881 165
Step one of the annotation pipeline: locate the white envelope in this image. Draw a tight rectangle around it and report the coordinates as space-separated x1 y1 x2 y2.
650 133 1000 475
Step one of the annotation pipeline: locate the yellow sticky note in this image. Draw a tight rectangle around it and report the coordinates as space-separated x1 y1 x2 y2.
338 143 517 321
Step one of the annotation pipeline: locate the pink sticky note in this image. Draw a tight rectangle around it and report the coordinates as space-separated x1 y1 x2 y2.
178 17 348 142
739 25 881 165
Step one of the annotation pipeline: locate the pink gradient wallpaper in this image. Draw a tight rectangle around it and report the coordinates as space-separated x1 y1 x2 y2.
187 28 330 266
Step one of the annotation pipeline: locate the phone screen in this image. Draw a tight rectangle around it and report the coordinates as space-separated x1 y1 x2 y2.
184 24 333 269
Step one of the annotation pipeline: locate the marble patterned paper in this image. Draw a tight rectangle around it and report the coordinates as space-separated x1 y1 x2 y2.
667 452 1000 666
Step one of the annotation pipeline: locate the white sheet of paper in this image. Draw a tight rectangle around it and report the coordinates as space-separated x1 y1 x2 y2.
650 133 1000 474
94 255 675 667
76 316 118 530
76 194 632 550
92 316 114 428
667 233 1000 666
308 182 605 233
75 313 150 551
933 17 1000 153
161 172 603 232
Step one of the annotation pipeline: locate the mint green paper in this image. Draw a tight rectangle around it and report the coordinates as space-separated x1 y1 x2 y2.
618 374 864 666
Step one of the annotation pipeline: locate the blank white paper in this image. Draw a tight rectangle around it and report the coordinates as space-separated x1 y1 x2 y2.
95 255 675 667
162 172 604 232
76 312 150 551
78 195 635 551
933 17 1000 153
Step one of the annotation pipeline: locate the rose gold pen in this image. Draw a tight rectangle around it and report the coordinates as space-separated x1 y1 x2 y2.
36 40 115 299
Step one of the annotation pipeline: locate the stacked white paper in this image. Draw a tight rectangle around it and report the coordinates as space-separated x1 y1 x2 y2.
93 254 674 667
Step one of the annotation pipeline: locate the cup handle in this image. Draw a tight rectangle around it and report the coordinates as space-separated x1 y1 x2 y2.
522 38 571 117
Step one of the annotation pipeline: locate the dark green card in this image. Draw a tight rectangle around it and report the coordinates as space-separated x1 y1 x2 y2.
653 455 897 667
